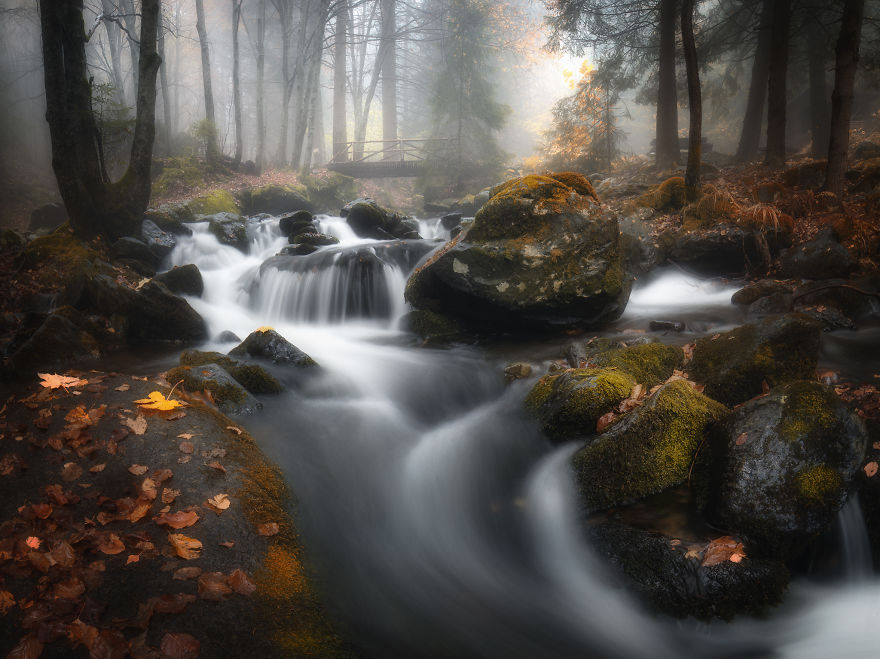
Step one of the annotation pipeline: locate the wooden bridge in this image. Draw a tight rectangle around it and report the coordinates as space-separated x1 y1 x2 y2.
328 138 459 178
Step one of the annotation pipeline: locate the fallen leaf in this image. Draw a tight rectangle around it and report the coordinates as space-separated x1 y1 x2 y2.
161 488 181 505
197 571 232 601
173 566 202 581
89 463 106 473
168 533 202 560
257 522 279 537
179 441 194 454
0 590 15 614
66 620 99 650
134 391 183 411
114 383 130 392
25 536 41 549
206 461 226 473
152 468 173 483
865 462 878 478
39 373 88 391
735 432 748 446
129 464 149 476
256 326 274 333
141 478 158 500
160 632 200 659
596 411 617 433
121 416 147 435
205 493 231 514
154 510 199 529
31 503 53 519
50 541 76 568
98 533 125 555
219 541 235 548
126 554 140 565
6 634 43 659
178 433 194 440
53 576 86 599
228 569 256 596
701 536 746 567
61 462 83 482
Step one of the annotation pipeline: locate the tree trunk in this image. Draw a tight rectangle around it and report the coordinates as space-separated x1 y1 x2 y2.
735 0 772 162
807 15 830 158
119 0 140 99
256 0 267 173
332 3 348 162
232 0 243 167
681 0 701 200
381 0 398 159
173 1 181 135
40 0 161 240
764 0 791 168
195 0 218 161
275 1 292 166
655 0 678 170
100 0 127 105
158 17 172 156
824 0 865 197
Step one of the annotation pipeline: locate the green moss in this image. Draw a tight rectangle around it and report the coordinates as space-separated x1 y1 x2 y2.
796 465 842 502
187 189 240 216
573 379 729 511
778 382 838 442
550 171 600 203
23 228 101 269
590 342 683 387
525 367 636 438
639 177 686 211
301 173 357 213
405 309 463 341
166 364 248 407
228 364 284 395
152 156 206 197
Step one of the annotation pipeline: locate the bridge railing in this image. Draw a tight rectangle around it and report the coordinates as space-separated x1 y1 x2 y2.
330 138 459 164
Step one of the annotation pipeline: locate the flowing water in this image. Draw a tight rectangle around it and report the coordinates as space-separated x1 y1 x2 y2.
164 215 879 658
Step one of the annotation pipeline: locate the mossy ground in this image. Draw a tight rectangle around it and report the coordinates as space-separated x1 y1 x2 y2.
188 189 241 216
638 177 686 211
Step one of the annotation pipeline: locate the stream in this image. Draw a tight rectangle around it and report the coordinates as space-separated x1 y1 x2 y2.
165 214 880 658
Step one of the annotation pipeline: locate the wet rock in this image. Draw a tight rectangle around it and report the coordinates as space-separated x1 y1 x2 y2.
109 237 159 276
216 330 242 343
288 231 339 247
695 381 868 557
688 314 821 407
402 309 466 344
29 203 67 233
649 320 685 333
280 244 319 256
345 200 421 240
504 362 532 382
6 306 102 376
340 197 377 217
187 189 241 217
140 218 176 259
154 264 204 297
229 329 317 368
166 363 262 415
573 380 728 511
792 278 875 319
178 350 283 395
406 174 630 332
441 212 463 230
746 292 794 319
731 279 794 306
241 184 312 215
564 342 588 368
588 342 683 388
279 210 314 236
778 228 857 280
207 213 248 252
587 523 789 621
153 202 196 224
525 368 636 439
666 225 780 277
795 306 856 331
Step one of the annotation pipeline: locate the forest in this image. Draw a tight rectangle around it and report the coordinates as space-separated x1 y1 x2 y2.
2 1 880 658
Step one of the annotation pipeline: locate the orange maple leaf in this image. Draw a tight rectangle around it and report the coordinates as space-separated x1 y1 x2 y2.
38 373 88 391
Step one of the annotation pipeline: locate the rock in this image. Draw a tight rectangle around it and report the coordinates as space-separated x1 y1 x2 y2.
300 172 358 213
639 176 686 211
178 350 283 395
154 202 196 224
853 141 880 161
154 264 204 297
186 189 241 217
587 342 683 388
140 218 176 259
166 363 262 415
280 244 319 256
143 209 193 236
649 320 685 332
345 200 412 239
405 174 631 332
573 380 729 511
1 229 26 250
288 231 339 247
778 228 857 280
109 237 159 276
792 278 874 319
666 225 779 277
688 314 821 407
473 189 491 211
229 329 317 367
279 210 314 236
29 203 67 233
504 362 532 382
6 306 102 376
587 523 788 621
340 197 377 217
208 213 248 252
241 159 257 175
746 292 794 319
731 279 794 306
216 330 241 343
241 184 311 215
695 381 868 556
525 368 636 439
402 309 466 344
781 161 827 189
440 213 463 230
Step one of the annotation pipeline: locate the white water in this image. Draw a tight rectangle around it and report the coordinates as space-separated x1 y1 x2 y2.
163 216 878 658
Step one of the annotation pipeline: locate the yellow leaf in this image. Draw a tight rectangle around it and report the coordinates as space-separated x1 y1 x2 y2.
134 391 183 411
38 373 88 391
168 533 202 560
255 326 274 333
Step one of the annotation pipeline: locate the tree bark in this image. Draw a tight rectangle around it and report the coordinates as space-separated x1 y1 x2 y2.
119 0 140 98
100 0 127 105
158 15 172 156
332 2 348 161
256 0 267 173
195 0 218 161
764 0 791 168
40 0 161 240
655 0 678 170
735 0 772 162
681 0 701 200
381 0 398 159
232 0 243 167
807 14 830 158
824 0 865 197
273 0 292 165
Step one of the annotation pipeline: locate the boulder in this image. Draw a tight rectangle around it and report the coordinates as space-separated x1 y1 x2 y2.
639 176 687 211
440 212 463 230
280 244 319 256
778 228 858 280
781 161 827 189
688 314 822 407
29 203 67 233
853 141 880 161
109 237 159 276
695 381 868 556
572 380 728 511
143 209 193 237
140 218 176 259
504 362 532 382
279 210 314 236
216 330 242 343
178 350 282 395
288 231 339 247
405 174 631 332
229 329 317 367
207 212 248 252
587 523 788 620
525 368 636 439
154 264 204 297
731 279 794 306
587 342 683 388
300 172 358 213
665 225 780 277
241 184 311 215
166 363 262 415
186 189 240 217
345 200 421 240
402 310 466 344
340 197 377 217
6 306 102 376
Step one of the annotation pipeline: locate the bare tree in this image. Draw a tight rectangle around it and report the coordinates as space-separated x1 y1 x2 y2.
681 0 701 200
764 0 791 168
332 0 348 161
655 0 678 170
232 0 243 167
381 0 398 156
195 0 219 161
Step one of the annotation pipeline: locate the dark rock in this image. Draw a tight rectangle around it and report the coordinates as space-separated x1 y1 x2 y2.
695 381 868 557
229 329 317 367
440 212 463 230
405 175 631 332
279 210 314 236
573 380 729 511
6 306 102 375
143 209 193 236
796 306 856 331
587 523 788 621
140 219 176 259
746 292 794 319
781 161 827 189
853 141 880 161
29 203 67 233
208 213 248 252
504 362 532 382
288 231 339 247
240 184 312 215
778 228 857 280
564 342 588 368
241 160 257 175
449 225 463 238
178 350 283 395
109 237 159 276
154 264 204 297
216 330 241 343
731 279 794 306
340 197 377 217
689 314 822 407
649 320 685 332
1 229 26 250
345 200 421 240
792 278 875 319
402 310 466 344
166 363 262 415
280 244 319 256
666 225 781 277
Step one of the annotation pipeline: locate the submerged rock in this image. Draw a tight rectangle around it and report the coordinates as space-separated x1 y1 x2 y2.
573 380 728 511
695 381 868 557
229 329 317 367
405 173 631 332
688 314 821 407
288 231 339 247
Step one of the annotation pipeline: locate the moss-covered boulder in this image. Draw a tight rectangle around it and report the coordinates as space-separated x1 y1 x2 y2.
695 381 868 557
6 306 104 376
665 224 780 278
573 380 728 511
588 342 683 388
240 183 312 216
525 368 636 439
187 189 241 217
344 200 421 240
778 227 858 280
731 279 794 306
688 314 821 407
229 329 317 368
154 264 204 297
781 161 827 189
405 174 631 332
279 210 314 236
288 231 339 247
179 350 283 395
143 208 193 237
208 212 248 252
401 309 466 344
109 237 159 276
166 363 262 415
587 523 788 621
639 176 687 211
300 172 358 213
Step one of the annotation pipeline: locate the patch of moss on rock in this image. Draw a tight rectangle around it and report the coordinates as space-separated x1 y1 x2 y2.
166 363 262 415
179 350 283 395
589 342 683 387
573 380 728 511
688 314 821 407
403 309 465 343
549 171 600 203
23 226 102 273
187 189 241 216
638 177 687 211
526 367 636 439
